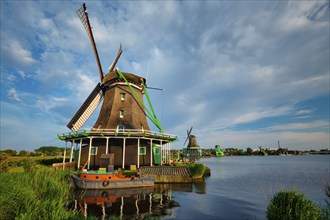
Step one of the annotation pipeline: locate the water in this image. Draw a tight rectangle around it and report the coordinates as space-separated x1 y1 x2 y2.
72 155 330 219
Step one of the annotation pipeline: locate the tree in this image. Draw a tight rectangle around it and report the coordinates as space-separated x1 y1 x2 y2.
246 147 253 156
35 146 63 156
19 150 30 156
0 149 17 156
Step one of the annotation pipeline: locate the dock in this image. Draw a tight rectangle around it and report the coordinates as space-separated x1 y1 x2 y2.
139 166 192 183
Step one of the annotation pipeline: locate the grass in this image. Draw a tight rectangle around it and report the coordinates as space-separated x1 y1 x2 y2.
174 162 210 179
0 155 67 173
266 190 323 220
0 170 83 219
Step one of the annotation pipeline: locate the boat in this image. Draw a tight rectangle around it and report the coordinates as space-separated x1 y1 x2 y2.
70 170 155 189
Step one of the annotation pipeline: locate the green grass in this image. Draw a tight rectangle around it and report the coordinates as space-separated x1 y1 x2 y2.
0 170 82 219
0 155 68 173
173 162 210 179
266 190 323 220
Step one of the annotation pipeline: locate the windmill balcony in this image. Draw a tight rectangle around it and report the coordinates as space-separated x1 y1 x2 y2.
58 128 178 142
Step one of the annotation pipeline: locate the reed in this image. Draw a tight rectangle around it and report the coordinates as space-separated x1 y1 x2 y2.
266 190 322 220
0 170 81 219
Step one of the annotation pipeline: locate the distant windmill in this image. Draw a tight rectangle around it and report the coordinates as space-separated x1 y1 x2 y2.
182 126 202 162
184 126 200 148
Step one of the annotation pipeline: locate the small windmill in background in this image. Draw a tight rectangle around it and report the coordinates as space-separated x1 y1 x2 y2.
182 126 202 162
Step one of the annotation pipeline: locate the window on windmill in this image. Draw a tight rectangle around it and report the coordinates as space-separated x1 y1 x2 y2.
120 110 124 118
121 93 125 101
139 147 146 155
118 125 125 132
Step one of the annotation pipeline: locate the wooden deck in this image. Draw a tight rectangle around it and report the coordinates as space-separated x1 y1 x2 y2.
139 166 192 183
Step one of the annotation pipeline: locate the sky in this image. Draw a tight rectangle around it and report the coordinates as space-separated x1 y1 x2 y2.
0 1 329 152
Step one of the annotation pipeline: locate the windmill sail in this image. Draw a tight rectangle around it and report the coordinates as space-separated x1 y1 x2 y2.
77 3 104 81
67 83 103 131
108 44 123 74
184 127 193 145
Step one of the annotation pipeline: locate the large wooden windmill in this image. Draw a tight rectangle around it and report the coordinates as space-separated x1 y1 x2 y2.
58 3 177 170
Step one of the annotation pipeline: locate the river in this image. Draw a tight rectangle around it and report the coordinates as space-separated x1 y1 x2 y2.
72 155 329 219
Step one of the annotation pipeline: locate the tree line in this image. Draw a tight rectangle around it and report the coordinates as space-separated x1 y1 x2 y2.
0 146 69 157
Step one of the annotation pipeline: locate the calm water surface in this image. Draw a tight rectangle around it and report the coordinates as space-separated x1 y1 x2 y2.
73 155 329 219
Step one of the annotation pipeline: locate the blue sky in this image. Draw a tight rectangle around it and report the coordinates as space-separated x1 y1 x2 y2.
1 1 329 152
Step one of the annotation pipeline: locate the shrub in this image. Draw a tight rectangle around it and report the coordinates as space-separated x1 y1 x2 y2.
20 158 37 172
189 163 207 179
266 190 322 220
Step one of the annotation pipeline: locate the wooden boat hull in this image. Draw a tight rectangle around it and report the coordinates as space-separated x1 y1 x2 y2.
70 174 154 189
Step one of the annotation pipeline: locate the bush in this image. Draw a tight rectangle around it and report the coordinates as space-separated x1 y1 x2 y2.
189 163 207 179
20 158 37 172
267 190 322 220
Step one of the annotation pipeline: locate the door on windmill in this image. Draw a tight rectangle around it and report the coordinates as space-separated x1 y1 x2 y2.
152 145 161 165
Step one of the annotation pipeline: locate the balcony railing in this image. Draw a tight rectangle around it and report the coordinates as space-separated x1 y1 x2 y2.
57 128 178 142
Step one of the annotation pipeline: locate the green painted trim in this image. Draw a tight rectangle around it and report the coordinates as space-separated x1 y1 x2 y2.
116 69 163 132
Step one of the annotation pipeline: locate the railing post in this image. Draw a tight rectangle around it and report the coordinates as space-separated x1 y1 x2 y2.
69 141 74 162
150 139 153 166
122 138 126 169
87 137 93 170
106 137 109 154
137 138 140 168
78 138 82 169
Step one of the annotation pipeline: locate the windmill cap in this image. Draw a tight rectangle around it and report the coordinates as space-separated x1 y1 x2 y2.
103 71 146 87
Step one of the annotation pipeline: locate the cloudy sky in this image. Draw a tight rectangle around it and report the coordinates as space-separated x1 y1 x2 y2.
1 1 329 152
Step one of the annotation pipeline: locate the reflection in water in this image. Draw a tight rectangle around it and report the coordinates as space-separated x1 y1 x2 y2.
71 183 204 219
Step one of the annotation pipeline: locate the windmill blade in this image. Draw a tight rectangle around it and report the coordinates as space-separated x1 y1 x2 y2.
77 3 104 81
187 126 193 136
108 44 123 74
184 135 189 146
67 83 103 131
146 86 164 91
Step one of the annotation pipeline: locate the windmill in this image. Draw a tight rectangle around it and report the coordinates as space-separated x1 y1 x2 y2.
58 3 177 170
184 126 199 148
182 126 202 162
67 3 161 133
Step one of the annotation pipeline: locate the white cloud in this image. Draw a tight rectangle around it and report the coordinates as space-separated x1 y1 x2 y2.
7 88 21 102
232 106 293 125
265 120 329 132
1 37 35 67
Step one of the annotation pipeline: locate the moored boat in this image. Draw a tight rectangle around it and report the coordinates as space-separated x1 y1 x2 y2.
70 171 155 189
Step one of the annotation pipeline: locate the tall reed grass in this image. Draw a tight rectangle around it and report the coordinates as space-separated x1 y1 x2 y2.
0 170 81 219
266 190 322 220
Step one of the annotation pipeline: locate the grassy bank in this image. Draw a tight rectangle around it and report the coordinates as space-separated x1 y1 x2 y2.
174 162 210 179
0 170 82 219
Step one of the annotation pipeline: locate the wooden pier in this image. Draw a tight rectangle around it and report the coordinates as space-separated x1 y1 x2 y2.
139 166 192 183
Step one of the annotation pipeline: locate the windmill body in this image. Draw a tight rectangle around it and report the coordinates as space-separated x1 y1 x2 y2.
57 4 176 170
187 135 199 148
93 71 150 131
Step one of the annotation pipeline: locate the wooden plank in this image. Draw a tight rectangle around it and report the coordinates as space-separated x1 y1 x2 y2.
52 162 76 170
